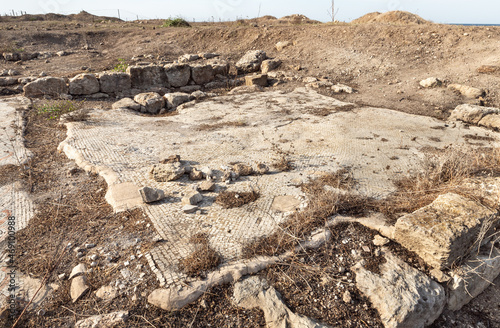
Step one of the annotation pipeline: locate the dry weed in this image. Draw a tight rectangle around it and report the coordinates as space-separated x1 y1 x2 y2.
179 234 221 277
215 191 259 209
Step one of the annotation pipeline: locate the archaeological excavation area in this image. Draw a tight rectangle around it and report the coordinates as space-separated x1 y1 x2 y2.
0 12 500 328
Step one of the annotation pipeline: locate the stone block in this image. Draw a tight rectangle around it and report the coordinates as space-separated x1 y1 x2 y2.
164 63 191 88
127 65 167 89
98 72 131 94
394 193 497 270
24 77 68 97
69 73 99 95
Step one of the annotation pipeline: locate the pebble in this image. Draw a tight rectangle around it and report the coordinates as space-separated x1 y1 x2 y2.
124 261 130 267
85 243 96 249
90 261 98 267
76 252 84 258
90 254 98 261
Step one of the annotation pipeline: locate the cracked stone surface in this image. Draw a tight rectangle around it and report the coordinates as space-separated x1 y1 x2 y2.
58 88 500 288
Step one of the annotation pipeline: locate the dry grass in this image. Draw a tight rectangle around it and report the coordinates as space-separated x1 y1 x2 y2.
215 191 260 209
179 233 221 277
243 169 373 258
272 155 293 172
379 146 500 223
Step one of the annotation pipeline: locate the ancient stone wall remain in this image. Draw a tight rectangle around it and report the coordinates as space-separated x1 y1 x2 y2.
22 61 233 99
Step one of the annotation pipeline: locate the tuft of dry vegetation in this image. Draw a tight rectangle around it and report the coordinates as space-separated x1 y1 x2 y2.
379 147 500 223
243 169 374 258
179 233 221 277
216 191 260 209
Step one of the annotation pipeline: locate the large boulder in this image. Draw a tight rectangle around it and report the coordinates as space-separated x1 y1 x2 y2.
127 65 167 89
394 193 498 270
98 72 131 94
69 73 100 95
134 92 165 114
478 114 500 129
191 64 215 85
164 92 192 110
449 104 500 125
353 250 446 328
164 64 191 88
235 50 267 74
23 77 68 97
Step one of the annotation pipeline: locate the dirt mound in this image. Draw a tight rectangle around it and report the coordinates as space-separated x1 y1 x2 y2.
3 10 121 23
279 14 320 24
352 11 430 25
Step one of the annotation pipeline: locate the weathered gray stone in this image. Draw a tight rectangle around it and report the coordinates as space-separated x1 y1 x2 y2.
149 162 185 182
134 92 165 114
208 59 230 76
139 186 166 203
236 50 267 74
0 77 17 86
24 77 68 97
199 53 220 59
164 63 191 88
18 76 37 85
164 92 191 109
95 285 119 301
182 191 203 205
255 163 269 175
71 275 90 302
75 311 128 328
245 74 268 87
178 54 200 63
228 85 263 95
182 205 199 214
189 168 204 181
233 276 329 328
198 180 216 192
111 98 141 111
127 65 167 89
98 72 131 94
56 50 70 56
191 90 207 99
69 263 87 280
191 64 215 85
179 85 201 93
448 84 485 98
449 104 499 124
420 77 442 88
69 73 99 95
7 69 19 76
20 52 38 61
448 244 500 311
261 59 282 74
233 163 254 176
394 193 497 270
353 250 446 328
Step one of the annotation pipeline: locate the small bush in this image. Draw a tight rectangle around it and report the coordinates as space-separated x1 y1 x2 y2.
161 18 190 28
113 58 128 72
216 191 259 209
36 100 85 120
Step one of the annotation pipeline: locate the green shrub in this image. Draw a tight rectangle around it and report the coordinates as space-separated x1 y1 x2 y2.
161 18 190 28
36 100 85 120
113 58 128 72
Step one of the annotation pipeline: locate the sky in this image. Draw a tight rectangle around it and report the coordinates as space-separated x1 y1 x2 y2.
2 0 500 24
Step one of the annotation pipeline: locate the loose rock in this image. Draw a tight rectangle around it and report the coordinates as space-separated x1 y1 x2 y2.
149 162 185 182
236 50 267 74
134 92 165 114
189 168 204 181
420 77 442 88
353 250 445 328
448 84 485 98
164 92 191 110
261 59 282 74
164 63 191 88
198 180 216 192
182 191 203 205
182 205 199 214
245 74 268 87
75 310 128 328
69 263 87 280
71 275 90 302
112 97 141 111
139 186 166 203
233 163 254 176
